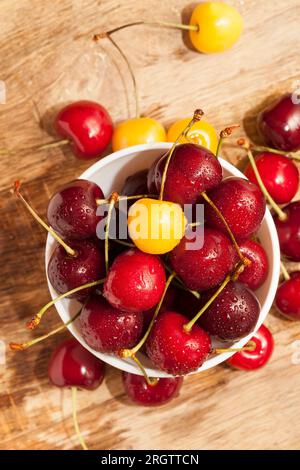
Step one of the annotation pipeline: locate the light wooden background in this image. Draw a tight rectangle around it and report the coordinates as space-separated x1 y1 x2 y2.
1 0 300 450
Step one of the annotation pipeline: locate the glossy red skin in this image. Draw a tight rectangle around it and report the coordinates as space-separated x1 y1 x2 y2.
103 249 166 312
122 372 183 406
47 239 105 301
258 94 300 152
275 272 300 320
48 338 105 390
146 311 212 376
55 100 113 159
245 152 299 204
169 227 235 291
205 177 266 241
237 239 269 290
80 295 143 352
199 282 260 341
147 143 222 205
274 201 300 261
227 324 273 370
47 179 104 240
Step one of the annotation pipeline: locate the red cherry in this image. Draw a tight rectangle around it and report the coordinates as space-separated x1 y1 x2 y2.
199 282 260 341
257 94 300 152
147 143 222 205
169 227 235 291
121 169 148 198
237 239 269 290
205 177 266 241
274 201 300 261
275 272 300 320
55 100 113 159
103 248 166 312
47 179 104 240
48 338 105 390
122 372 183 406
245 152 299 204
227 324 273 370
80 295 143 353
47 239 105 301
146 311 212 375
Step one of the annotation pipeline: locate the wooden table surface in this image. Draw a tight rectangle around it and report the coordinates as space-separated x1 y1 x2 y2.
1 0 300 450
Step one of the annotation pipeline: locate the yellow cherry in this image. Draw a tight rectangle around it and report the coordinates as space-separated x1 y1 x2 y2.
167 118 218 154
189 2 243 54
128 198 186 255
112 117 166 151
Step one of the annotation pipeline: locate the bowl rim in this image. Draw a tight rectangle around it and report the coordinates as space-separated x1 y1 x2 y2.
45 142 281 377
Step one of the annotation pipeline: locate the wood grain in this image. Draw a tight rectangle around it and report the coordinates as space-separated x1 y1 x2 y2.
1 0 300 450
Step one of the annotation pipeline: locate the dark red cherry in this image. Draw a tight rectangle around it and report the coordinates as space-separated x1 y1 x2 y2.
147 143 222 205
121 170 148 197
47 179 104 240
122 372 183 406
47 238 105 301
257 94 300 152
146 311 212 375
245 152 299 204
237 239 269 290
55 100 113 159
103 248 166 312
169 227 235 291
275 272 300 320
274 201 300 261
227 324 273 370
48 338 105 390
205 177 266 241
80 295 143 352
199 282 260 341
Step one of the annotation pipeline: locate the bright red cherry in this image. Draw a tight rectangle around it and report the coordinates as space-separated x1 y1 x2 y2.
47 179 104 240
274 201 300 261
237 239 269 290
47 238 105 301
146 311 212 375
245 152 299 204
169 227 235 291
103 249 166 312
205 177 266 241
275 272 300 320
55 100 113 159
257 94 300 152
122 372 183 406
199 282 260 341
147 143 222 205
227 324 274 370
48 338 105 390
80 295 143 352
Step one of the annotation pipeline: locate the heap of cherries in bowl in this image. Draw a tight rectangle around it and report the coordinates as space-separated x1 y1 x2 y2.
11 93 300 415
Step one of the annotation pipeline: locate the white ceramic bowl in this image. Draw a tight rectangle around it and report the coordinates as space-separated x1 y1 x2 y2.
45 143 280 378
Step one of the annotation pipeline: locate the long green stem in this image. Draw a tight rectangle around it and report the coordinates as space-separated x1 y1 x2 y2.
72 387 89 451
105 192 119 274
131 355 158 386
280 260 290 281
94 21 198 38
163 261 200 299
215 340 256 354
251 144 300 162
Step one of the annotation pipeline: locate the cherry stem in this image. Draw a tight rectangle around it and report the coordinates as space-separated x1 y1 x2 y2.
120 272 176 358
163 261 200 299
215 340 256 354
112 239 135 248
26 279 105 330
216 124 240 157
95 194 158 205
131 354 158 386
201 190 250 266
159 109 204 200
13 181 76 257
238 139 288 222
250 144 300 162
0 140 69 156
105 192 119 274
280 260 290 281
71 387 89 451
95 21 198 38
10 309 81 351
183 261 245 332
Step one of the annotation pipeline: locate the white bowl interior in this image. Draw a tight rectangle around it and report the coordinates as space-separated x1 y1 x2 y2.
45 143 280 378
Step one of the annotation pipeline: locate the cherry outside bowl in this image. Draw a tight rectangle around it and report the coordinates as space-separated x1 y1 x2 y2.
45 143 280 378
